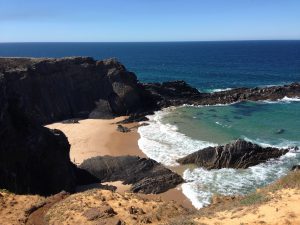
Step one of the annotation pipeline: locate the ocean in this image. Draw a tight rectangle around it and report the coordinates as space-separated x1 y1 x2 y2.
1 41 300 208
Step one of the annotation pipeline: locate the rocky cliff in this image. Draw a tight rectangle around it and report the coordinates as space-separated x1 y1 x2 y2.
0 76 80 195
0 57 150 124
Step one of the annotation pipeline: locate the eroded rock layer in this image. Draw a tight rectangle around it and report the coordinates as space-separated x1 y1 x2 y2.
79 156 184 194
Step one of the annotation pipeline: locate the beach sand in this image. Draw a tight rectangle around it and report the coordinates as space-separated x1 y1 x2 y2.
46 117 146 165
46 117 194 209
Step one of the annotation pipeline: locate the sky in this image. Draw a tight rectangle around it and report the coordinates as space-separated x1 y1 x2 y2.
0 0 300 42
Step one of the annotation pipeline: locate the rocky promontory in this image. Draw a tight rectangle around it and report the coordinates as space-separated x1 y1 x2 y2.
177 139 289 169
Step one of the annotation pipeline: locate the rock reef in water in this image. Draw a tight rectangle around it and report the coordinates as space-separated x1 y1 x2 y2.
177 139 289 169
143 81 300 109
79 156 184 194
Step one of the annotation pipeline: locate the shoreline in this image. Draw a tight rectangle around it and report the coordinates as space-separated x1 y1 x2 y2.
46 117 195 209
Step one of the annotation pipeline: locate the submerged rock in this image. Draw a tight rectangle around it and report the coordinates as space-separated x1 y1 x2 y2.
177 139 289 169
79 156 184 194
275 129 285 134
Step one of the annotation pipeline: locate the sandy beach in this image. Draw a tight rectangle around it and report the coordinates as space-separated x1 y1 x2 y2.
46 117 146 165
46 117 194 209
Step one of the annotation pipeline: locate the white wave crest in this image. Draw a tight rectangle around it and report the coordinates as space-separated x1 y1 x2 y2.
210 88 233 93
137 108 216 166
262 96 300 104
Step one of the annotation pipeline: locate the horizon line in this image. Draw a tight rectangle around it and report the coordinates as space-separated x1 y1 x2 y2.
0 39 300 44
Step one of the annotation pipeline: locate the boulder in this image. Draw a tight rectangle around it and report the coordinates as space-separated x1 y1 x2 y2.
116 125 131 133
177 139 289 169
79 156 184 194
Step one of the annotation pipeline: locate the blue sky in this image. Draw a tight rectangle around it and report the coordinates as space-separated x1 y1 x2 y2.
0 0 300 42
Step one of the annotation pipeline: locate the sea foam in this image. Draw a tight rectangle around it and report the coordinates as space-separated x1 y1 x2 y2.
262 96 300 104
138 108 216 166
182 145 300 209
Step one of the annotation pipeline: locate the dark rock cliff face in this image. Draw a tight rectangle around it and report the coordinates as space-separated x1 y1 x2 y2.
0 57 147 124
0 77 79 195
79 156 184 194
177 139 289 169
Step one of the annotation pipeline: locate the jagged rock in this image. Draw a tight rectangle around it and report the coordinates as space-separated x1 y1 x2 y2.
143 81 300 107
79 156 184 194
62 119 80 124
117 112 150 124
177 139 289 169
116 125 130 133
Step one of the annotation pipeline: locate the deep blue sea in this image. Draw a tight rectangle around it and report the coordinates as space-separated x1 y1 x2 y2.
1 41 300 209
0 41 300 91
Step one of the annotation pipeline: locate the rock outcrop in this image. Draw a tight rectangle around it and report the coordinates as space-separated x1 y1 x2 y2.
79 156 184 194
0 68 99 195
0 57 148 124
177 139 289 169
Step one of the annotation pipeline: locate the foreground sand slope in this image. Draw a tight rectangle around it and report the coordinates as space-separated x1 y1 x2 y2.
1 171 300 225
0 189 192 225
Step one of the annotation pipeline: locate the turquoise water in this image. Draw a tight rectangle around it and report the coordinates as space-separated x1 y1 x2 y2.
163 101 300 147
138 100 300 208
